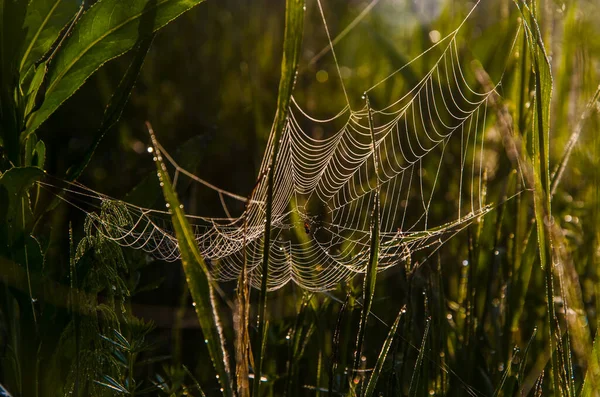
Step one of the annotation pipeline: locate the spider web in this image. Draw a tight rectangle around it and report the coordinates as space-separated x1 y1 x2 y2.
45 0 512 292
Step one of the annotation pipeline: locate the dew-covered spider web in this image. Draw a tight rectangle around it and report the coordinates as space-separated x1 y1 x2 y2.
43 0 517 292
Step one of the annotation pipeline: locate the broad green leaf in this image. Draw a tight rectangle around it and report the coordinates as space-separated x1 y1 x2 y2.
36 36 157 217
23 133 45 169
254 1 305 395
22 61 47 118
24 133 38 167
19 0 80 79
33 140 45 169
23 0 208 138
147 125 233 397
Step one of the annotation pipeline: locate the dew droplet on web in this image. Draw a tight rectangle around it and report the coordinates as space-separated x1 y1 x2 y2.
429 30 441 43
64 5 514 293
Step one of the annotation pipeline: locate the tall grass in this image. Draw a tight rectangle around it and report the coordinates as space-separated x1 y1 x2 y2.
1 0 600 396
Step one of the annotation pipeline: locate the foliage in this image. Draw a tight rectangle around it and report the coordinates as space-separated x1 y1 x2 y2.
1 0 600 396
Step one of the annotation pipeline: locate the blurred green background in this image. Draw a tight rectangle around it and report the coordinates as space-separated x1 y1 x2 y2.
2 0 600 395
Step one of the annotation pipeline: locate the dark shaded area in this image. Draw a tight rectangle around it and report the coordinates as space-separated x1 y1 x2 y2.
1 0 600 395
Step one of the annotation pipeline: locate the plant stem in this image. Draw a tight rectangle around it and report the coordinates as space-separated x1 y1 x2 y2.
253 1 305 395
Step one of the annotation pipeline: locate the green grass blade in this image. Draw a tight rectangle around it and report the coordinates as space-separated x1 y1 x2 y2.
508 226 536 330
253 0 305 395
363 305 405 397
183 364 207 397
285 294 312 397
235 237 251 397
351 191 380 387
68 222 81 396
123 134 210 208
493 347 517 397
23 0 209 138
408 318 430 397
581 325 600 396
146 123 233 397
514 2 561 393
351 96 381 387
550 87 600 197
329 294 349 395
518 327 538 390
